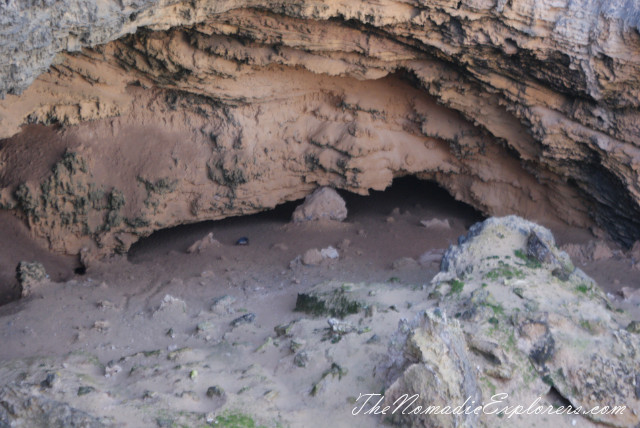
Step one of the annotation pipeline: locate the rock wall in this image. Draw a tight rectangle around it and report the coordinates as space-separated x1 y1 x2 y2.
0 1 639 256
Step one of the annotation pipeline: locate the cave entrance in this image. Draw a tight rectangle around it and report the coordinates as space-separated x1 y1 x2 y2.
0 177 483 308
126 176 484 290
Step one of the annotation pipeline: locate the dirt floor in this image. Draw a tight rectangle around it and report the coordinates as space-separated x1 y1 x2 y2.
0 177 638 427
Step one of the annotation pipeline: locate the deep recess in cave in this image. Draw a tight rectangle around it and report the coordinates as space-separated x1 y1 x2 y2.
128 176 484 268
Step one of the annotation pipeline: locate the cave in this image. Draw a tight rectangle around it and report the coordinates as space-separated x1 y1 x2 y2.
0 2 640 427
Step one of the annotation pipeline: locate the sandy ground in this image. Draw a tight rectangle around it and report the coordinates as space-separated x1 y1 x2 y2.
0 178 638 426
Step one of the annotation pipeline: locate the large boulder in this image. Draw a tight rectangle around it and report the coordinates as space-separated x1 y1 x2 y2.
381 216 640 428
292 187 348 223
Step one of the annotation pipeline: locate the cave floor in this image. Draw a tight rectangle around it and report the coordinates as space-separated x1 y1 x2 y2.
0 178 638 427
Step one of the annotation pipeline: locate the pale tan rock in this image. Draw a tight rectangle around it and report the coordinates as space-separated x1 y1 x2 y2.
186 233 220 254
420 218 451 229
586 240 613 261
291 187 347 223
301 249 323 266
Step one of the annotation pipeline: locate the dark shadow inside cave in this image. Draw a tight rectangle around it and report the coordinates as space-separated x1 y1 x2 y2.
128 176 484 262
124 176 485 292
1 176 483 307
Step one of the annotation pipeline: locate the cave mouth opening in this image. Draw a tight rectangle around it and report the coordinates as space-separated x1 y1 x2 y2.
0 176 484 308
124 176 484 289
128 175 484 262
128 176 484 262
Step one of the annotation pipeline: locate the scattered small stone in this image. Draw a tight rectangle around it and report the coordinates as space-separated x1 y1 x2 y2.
274 320 297 337
206 385 225 398
385 216 395 223
97 300 115 309
272 242 288 251
77 386 96 396
187 232 221 254
255 337 274 353
210 295 236 314
328 318 357 335
235 237 249 246
40 373 58 389
155 294 187 316
166 328 176 338
168 347 191 361
143 390 158 400
205 412 216 423
420 218 450 229
93 320 110 332
320 246 339 260
390 207 401 216
196 320 216 332
105 361 122 378
366 334 381 344
290 338 306 353
230 313 256 328
292 187 347 222
294 351 309 367
264 389 279 401
302 249 323 266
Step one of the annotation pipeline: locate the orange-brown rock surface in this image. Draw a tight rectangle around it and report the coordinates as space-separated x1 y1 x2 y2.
0 2 639 256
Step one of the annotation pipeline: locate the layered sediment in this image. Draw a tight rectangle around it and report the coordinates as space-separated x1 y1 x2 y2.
0 1 639 256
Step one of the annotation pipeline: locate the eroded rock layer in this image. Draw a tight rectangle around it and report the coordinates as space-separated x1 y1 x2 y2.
0 2 639 256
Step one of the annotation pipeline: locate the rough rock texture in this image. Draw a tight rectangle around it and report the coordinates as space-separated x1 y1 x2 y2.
15 261 48 297
0 2 639 256
292 187 348 223
401 216 640 427
0 384 107 428
382 311 482 428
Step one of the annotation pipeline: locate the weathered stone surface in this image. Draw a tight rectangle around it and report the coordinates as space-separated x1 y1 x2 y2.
0 384 107 427
0 2 638 256
384 216 640 427
15 261 48 297
382 311 482 428
292 187 347 223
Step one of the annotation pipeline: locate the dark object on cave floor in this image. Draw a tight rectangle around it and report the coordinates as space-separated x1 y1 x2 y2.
230 313 255 327
235 237 249 246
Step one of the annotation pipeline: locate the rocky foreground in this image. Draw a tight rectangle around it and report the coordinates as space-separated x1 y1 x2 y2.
0 216 638 427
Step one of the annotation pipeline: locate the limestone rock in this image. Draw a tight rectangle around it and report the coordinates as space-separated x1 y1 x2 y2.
420 218 450 229
0 384 107 427
382 311 482 428
292 187 347 223
301 249 323 266
425 216 640 427
15 261 48 297
0 2 639 258
186 232 221 254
